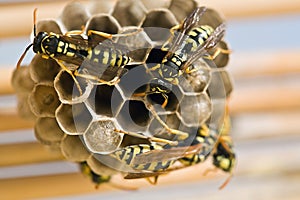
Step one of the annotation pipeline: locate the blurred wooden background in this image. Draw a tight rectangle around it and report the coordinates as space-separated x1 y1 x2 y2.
1 0 300 199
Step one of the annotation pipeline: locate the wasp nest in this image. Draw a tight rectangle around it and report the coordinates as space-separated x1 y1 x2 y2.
12 0 233 187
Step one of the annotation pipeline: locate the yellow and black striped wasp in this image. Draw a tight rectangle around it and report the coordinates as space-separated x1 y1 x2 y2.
80 162 137 190
17 9 135 95
126 111 235 189
135 6 230 108
17 9 183 146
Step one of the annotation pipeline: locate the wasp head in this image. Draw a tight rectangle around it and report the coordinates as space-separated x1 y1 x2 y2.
212 142 236 172
33 32 59 56
32 32 48 53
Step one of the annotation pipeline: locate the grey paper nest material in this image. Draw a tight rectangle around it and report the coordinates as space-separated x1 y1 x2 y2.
12 0 233 187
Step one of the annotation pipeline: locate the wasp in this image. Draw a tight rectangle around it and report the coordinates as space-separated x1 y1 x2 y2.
130 111 235 189
80 162 138 190
178 115 236 189
135 7 230 108
80 162 111 189
17 9 182 146
109 143 175 185
17 9 134 94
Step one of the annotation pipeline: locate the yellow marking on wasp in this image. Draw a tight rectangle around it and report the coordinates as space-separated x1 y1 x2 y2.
69 43 76 50
196 136 205 143
148 162 159 171
93 58 99 63
102 51 109 65
42 55 49 59
87 49 92 59
94 49 101 55
189 30 198 37
201 25 214 35
66 52 75 57
200 125 210 135
110 52 116 66
57 46 63 53
197 37 204 45
219 157 230 170
58 41 64 47
117 56 122 67
171 57 177 63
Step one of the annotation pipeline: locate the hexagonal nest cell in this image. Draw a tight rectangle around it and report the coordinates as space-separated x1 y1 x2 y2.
12 0 233 187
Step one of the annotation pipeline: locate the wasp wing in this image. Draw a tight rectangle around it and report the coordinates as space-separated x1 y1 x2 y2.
80 39 130 81
53 35 89 66
182 23 226 71
132 143 204 165
167 7 207 55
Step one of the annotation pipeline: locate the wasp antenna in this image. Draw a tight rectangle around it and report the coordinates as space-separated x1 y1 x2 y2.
33 8 38 36
218 174 233 190
16 43 33 69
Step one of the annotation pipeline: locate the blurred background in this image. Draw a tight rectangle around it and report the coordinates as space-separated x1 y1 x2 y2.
0 0 300 199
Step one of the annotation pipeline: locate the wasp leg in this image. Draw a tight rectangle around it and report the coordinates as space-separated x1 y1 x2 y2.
146 64 161 73
170 24 182 34
161 93 168 108
204 47 231 60
87 29 142 39
54 59 83 95
146 176 159 185
146 103 189 140
73 70 120 86
161 24 182 51
184 66 199 74
65 29 84 36
134 91 168 109
114 129 178 146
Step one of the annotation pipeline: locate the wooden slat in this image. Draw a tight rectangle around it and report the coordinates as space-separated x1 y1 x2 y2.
0 173 108 200
201 0 300 18
231 111 300 141
0 68 14 95
1 110 298 167
0 142 63 167
1 135 300 199
0 108 34 132
0 0 89 38
1 0 300 38
229 82 300 114
229 50 300 79
1 50 300 130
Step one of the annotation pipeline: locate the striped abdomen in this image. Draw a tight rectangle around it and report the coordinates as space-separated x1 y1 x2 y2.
179 124 217 166
158 25 214 83
87 45 130 68
185 25 214 53
113 144 174 172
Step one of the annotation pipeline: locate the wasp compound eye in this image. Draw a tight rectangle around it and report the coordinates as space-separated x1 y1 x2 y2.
33 32 48 53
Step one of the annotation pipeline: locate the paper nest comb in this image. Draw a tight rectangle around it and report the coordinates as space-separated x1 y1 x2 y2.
12 0 233 186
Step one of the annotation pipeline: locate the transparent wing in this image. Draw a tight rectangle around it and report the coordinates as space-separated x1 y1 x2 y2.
182 23 226 70
167 7 207 55
54 35 89 66
80 39 130 81
132 143 204 165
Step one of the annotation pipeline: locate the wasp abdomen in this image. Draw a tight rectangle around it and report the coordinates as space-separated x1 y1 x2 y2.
114 144 174 172
87 46 130 67
186 25 214 52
